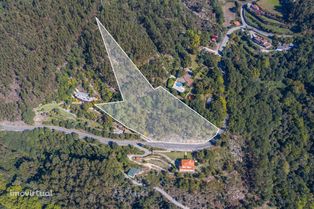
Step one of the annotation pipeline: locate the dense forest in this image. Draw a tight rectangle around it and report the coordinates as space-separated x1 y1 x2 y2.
0 0 217 122
281 0 314 31
0 129 174 208
221 34 314 208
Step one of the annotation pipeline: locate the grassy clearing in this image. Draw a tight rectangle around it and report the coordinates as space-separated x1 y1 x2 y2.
163 151 192 160
190 54 199 70
35 103 105 129
34 102 76 120
258 14 285 26
244 9 292 34
222 2 236 27
257 0 282 16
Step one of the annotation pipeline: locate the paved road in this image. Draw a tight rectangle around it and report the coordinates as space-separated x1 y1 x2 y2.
241 5 274 37
0 122 214 151
0 122 190 208
203 2 294 56
154 187 190 209
218 26 243 52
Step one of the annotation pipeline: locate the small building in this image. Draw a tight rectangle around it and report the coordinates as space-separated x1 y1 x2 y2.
113 124 125 134
233 20 241 26
133 156 142 161
113 127 124 134
127 168 142 178
172 69 194 93
179 159 195 172
183 73 193 87
211 35 219 42
276 43 294 52
74 91 96 102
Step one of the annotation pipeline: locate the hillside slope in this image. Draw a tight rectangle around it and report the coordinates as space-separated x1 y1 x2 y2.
0 0 209 122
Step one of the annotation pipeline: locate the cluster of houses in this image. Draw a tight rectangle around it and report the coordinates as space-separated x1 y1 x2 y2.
172 68 194 93
250 32 272 49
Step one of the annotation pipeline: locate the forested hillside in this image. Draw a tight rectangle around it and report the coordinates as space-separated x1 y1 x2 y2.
0 0 216 122
0 0 313 208
221 34 314 208
0 129 174 208
281 0 314 31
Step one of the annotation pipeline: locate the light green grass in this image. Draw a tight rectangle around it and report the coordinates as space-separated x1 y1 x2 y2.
34 102 76 120
244 9 292 34
257 0 282 16
190 54 199 70
163 151 192 160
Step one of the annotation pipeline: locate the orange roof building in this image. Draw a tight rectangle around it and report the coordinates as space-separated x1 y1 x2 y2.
183 74 193 87
179 159 195 172
233 20 241 26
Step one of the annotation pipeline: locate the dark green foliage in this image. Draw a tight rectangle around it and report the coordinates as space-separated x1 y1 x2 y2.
222 35 314 208
210 0 224 25
21 108 35 125
0 129 169 208
0 0 211 122
281 0 314 31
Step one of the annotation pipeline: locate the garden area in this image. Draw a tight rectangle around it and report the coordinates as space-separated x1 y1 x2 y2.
257 0 282 16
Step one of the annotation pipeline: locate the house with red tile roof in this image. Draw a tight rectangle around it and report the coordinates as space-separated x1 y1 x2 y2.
179 159 195 172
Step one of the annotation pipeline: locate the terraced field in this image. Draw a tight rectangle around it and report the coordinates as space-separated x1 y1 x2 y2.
257 0 282 16
243 9 292 35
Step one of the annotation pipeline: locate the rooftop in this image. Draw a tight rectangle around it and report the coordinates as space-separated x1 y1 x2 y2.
74 91 96 102
127 168 142 178
179 159 195 172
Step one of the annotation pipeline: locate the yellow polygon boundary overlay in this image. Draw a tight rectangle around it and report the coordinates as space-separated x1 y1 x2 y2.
95 18 219 144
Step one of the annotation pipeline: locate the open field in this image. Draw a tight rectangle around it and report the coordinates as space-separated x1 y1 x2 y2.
34 102 76 120
257 0 282 16
222 2 237 27
163 151 192 160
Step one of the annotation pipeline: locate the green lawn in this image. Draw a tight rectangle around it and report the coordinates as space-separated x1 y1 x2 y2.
257 0 282 16
34 102 76 120
163 151 192 160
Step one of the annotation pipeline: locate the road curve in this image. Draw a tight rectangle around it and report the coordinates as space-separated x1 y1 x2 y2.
0 122 213 151
240 5 274 37
218 26 243 52
0 121 190 208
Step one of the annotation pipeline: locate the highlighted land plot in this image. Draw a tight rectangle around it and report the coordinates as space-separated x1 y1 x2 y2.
95 18 219 144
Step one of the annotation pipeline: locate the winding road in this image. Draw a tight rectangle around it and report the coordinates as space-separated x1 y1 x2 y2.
203 3 292 56
0 122 214 152
0 121 190 208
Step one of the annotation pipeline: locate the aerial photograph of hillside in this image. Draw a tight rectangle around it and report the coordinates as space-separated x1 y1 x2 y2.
0 0 313 208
